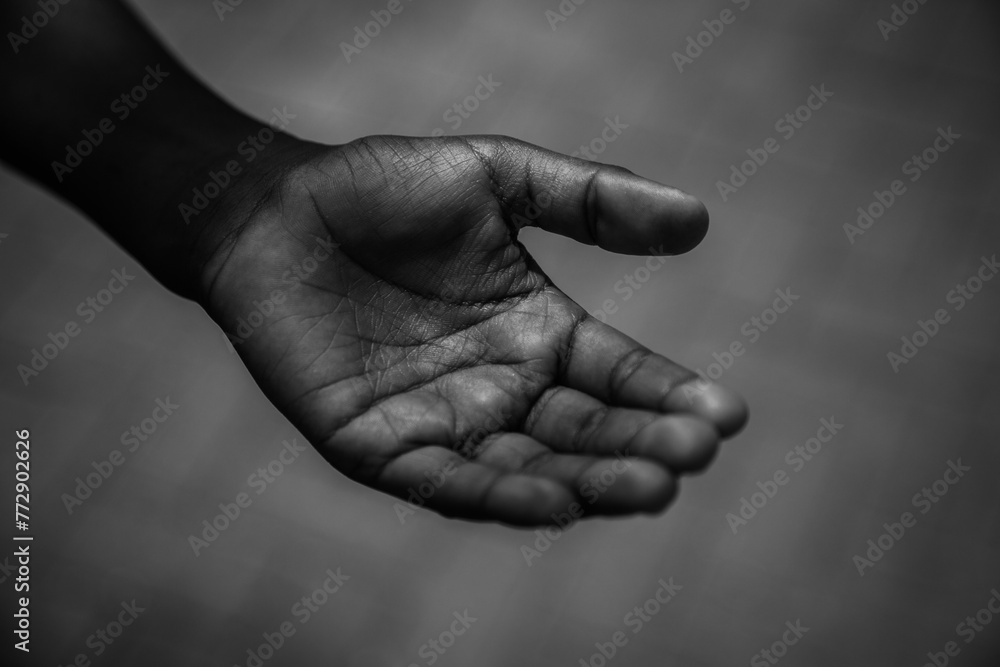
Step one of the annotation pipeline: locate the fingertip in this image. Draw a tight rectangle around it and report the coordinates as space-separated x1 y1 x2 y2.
628 461 679 513
626 461 679 515
635 415 720 473
668 194 710 255
595 170 709 255
579 459 678 516
662 381 749 438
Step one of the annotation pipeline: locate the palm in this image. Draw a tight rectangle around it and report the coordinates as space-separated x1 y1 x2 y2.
200 135 747 526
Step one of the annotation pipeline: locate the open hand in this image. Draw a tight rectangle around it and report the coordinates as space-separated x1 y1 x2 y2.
195 135 748 526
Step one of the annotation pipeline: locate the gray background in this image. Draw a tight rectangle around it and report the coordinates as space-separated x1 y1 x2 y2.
2 0 999 665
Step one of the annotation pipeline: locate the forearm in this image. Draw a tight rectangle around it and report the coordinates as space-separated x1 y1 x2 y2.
0 0 303 296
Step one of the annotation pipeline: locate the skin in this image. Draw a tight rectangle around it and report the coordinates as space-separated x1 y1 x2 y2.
1 0 747 526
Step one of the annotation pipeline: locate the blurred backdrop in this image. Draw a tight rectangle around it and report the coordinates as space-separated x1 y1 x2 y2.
2 0 1000 665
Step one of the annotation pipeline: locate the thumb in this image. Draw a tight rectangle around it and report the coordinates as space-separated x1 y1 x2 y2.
465 135 710 256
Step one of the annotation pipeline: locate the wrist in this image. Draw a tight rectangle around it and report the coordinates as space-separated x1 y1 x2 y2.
174 132 329 305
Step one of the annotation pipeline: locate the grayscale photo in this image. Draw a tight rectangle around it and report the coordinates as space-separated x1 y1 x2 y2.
1 0 999 665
